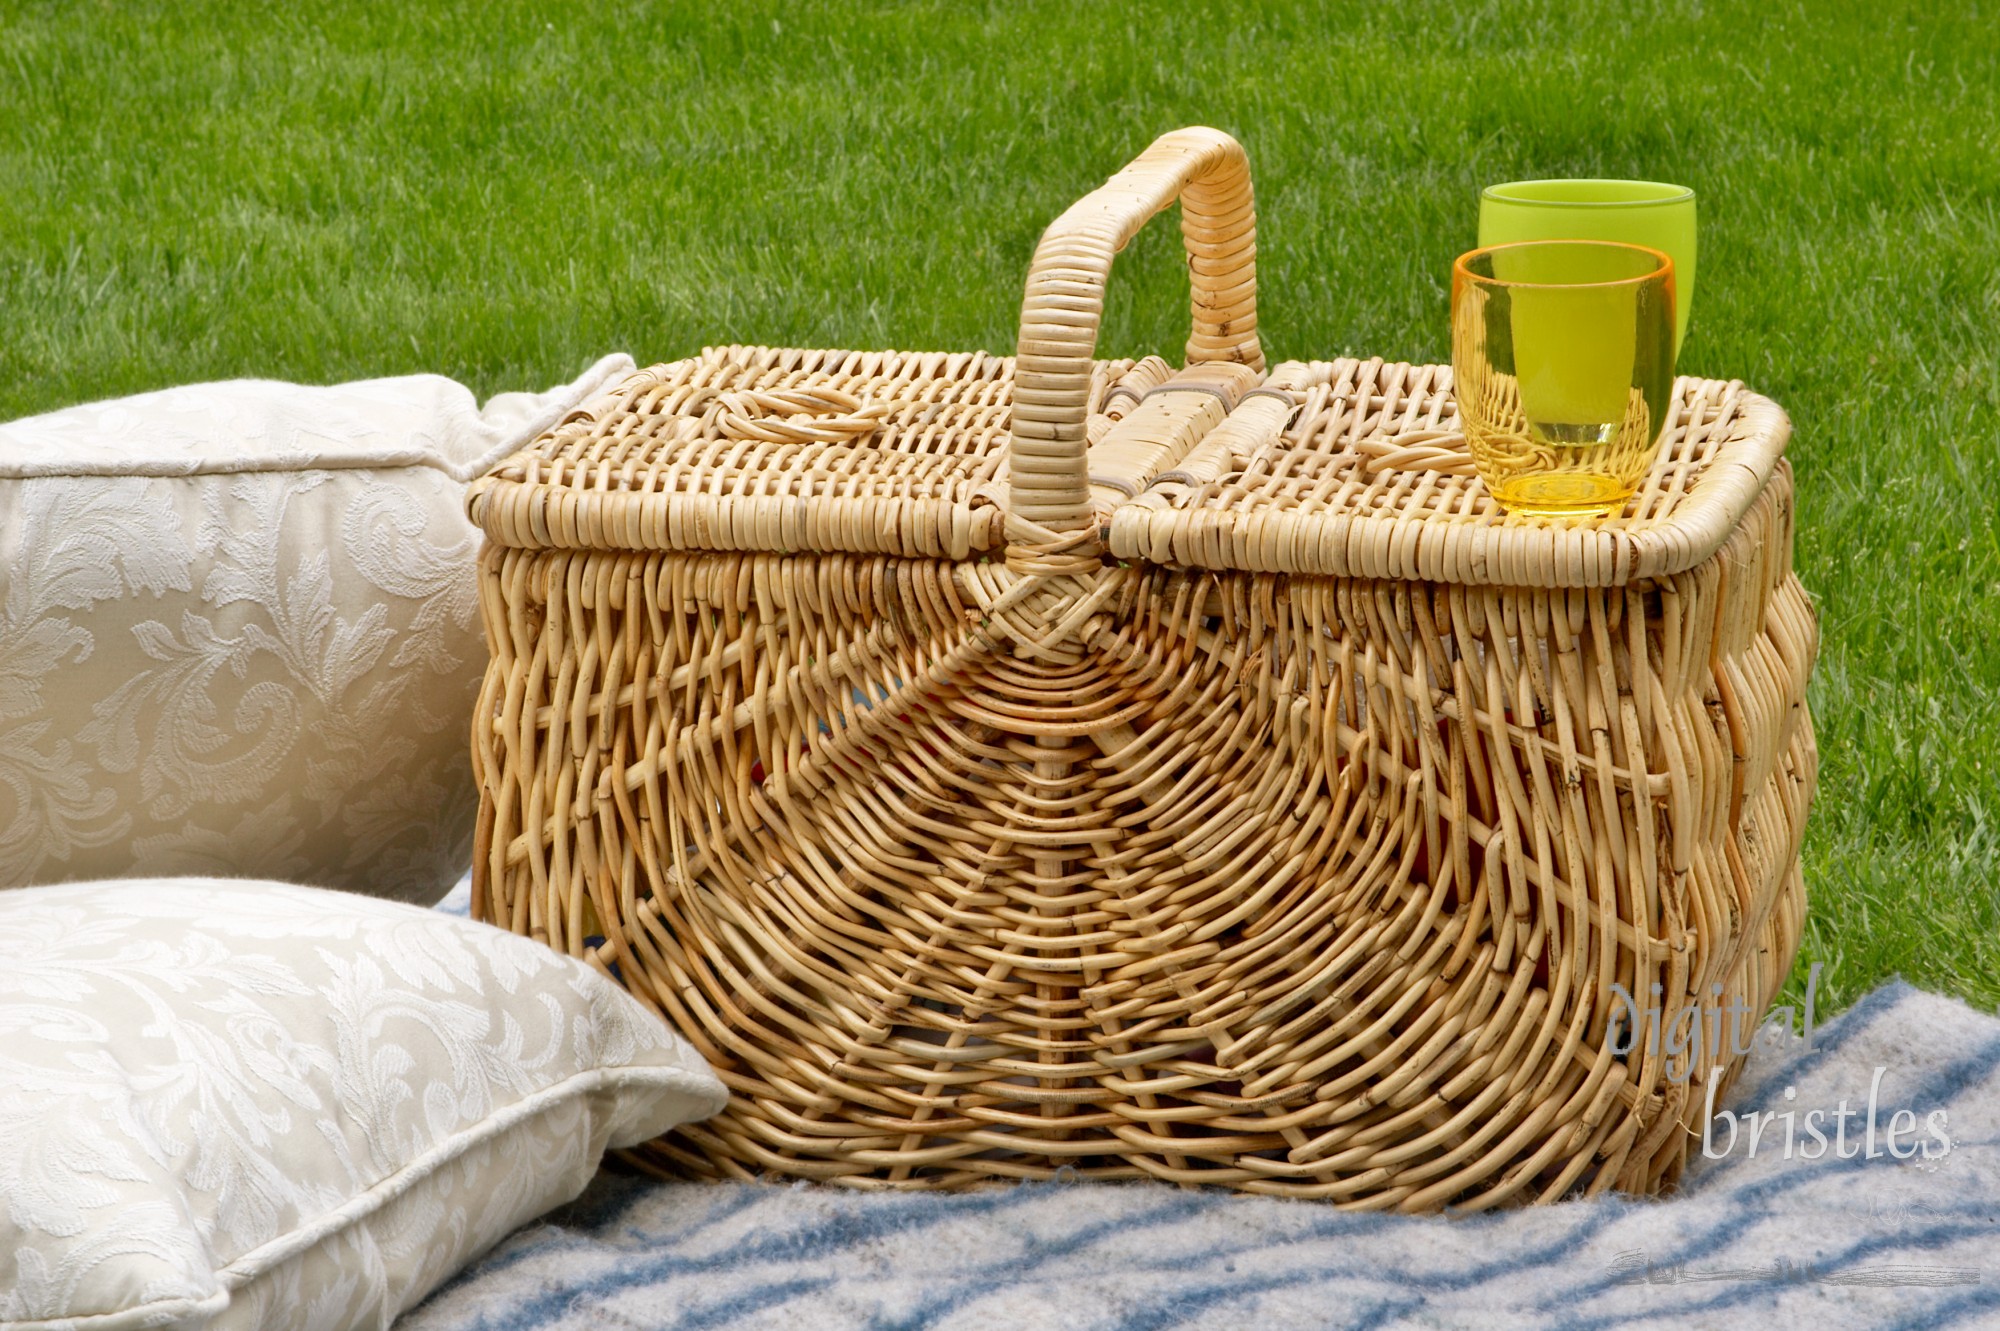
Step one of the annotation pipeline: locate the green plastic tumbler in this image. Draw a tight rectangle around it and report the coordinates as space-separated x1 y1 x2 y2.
1479 180 1697 354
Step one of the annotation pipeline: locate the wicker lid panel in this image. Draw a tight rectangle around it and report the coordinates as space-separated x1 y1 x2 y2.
474 344 1789 587
1106 359 1792 587
468 346 1153 559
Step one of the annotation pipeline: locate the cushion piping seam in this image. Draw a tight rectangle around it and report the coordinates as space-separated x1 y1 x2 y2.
0 1061 720 1329
0 455 493 483
0 357 623 485
212 1061 724 1289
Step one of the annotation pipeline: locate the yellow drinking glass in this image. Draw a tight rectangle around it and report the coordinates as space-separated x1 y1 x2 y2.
1451 240 1676 519
1479 179 1697 354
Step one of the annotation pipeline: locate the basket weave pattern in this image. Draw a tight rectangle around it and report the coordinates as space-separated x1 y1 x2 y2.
468 129 1817 1208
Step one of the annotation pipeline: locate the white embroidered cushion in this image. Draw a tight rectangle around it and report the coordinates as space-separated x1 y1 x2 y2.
0 355 633 902
0 877 726 1331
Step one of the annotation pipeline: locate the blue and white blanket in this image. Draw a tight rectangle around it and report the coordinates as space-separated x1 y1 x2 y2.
413 883 1999 1330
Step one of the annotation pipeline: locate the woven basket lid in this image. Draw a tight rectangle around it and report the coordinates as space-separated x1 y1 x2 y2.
1105 358 1793 588
469 127 1792 589
468 347 1791 591
465 345 1230 562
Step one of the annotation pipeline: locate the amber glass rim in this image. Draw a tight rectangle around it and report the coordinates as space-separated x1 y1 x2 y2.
1454 239 1675 291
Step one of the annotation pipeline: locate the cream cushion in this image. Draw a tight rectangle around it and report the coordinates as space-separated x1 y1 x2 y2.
0 356 632 902
0 876 726 1331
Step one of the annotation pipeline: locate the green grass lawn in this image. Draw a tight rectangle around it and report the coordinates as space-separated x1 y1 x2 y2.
3 0 1995 1014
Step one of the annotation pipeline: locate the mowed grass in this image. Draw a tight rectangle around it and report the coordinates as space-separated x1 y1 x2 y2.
2 0 1995 1013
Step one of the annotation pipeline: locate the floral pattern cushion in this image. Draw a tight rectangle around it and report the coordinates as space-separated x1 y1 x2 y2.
0 356 632 903
0 877 726 1331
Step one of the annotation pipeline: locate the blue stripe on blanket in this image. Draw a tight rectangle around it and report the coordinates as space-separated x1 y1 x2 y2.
410 880 1999 1330
434 874 472 917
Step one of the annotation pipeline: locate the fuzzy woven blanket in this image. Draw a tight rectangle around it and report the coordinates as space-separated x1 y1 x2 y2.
408 885 1999 1330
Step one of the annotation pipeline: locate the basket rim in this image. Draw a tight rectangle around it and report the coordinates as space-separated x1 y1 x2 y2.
467 348 1792 590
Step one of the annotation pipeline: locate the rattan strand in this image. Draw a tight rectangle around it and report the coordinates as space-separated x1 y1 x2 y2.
467 127 1817 1209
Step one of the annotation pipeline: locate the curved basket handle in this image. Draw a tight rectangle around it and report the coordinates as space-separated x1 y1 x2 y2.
1008 127 1264 572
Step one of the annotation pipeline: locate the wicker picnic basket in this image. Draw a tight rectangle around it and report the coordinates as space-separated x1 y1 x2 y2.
466 128 1818 1209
